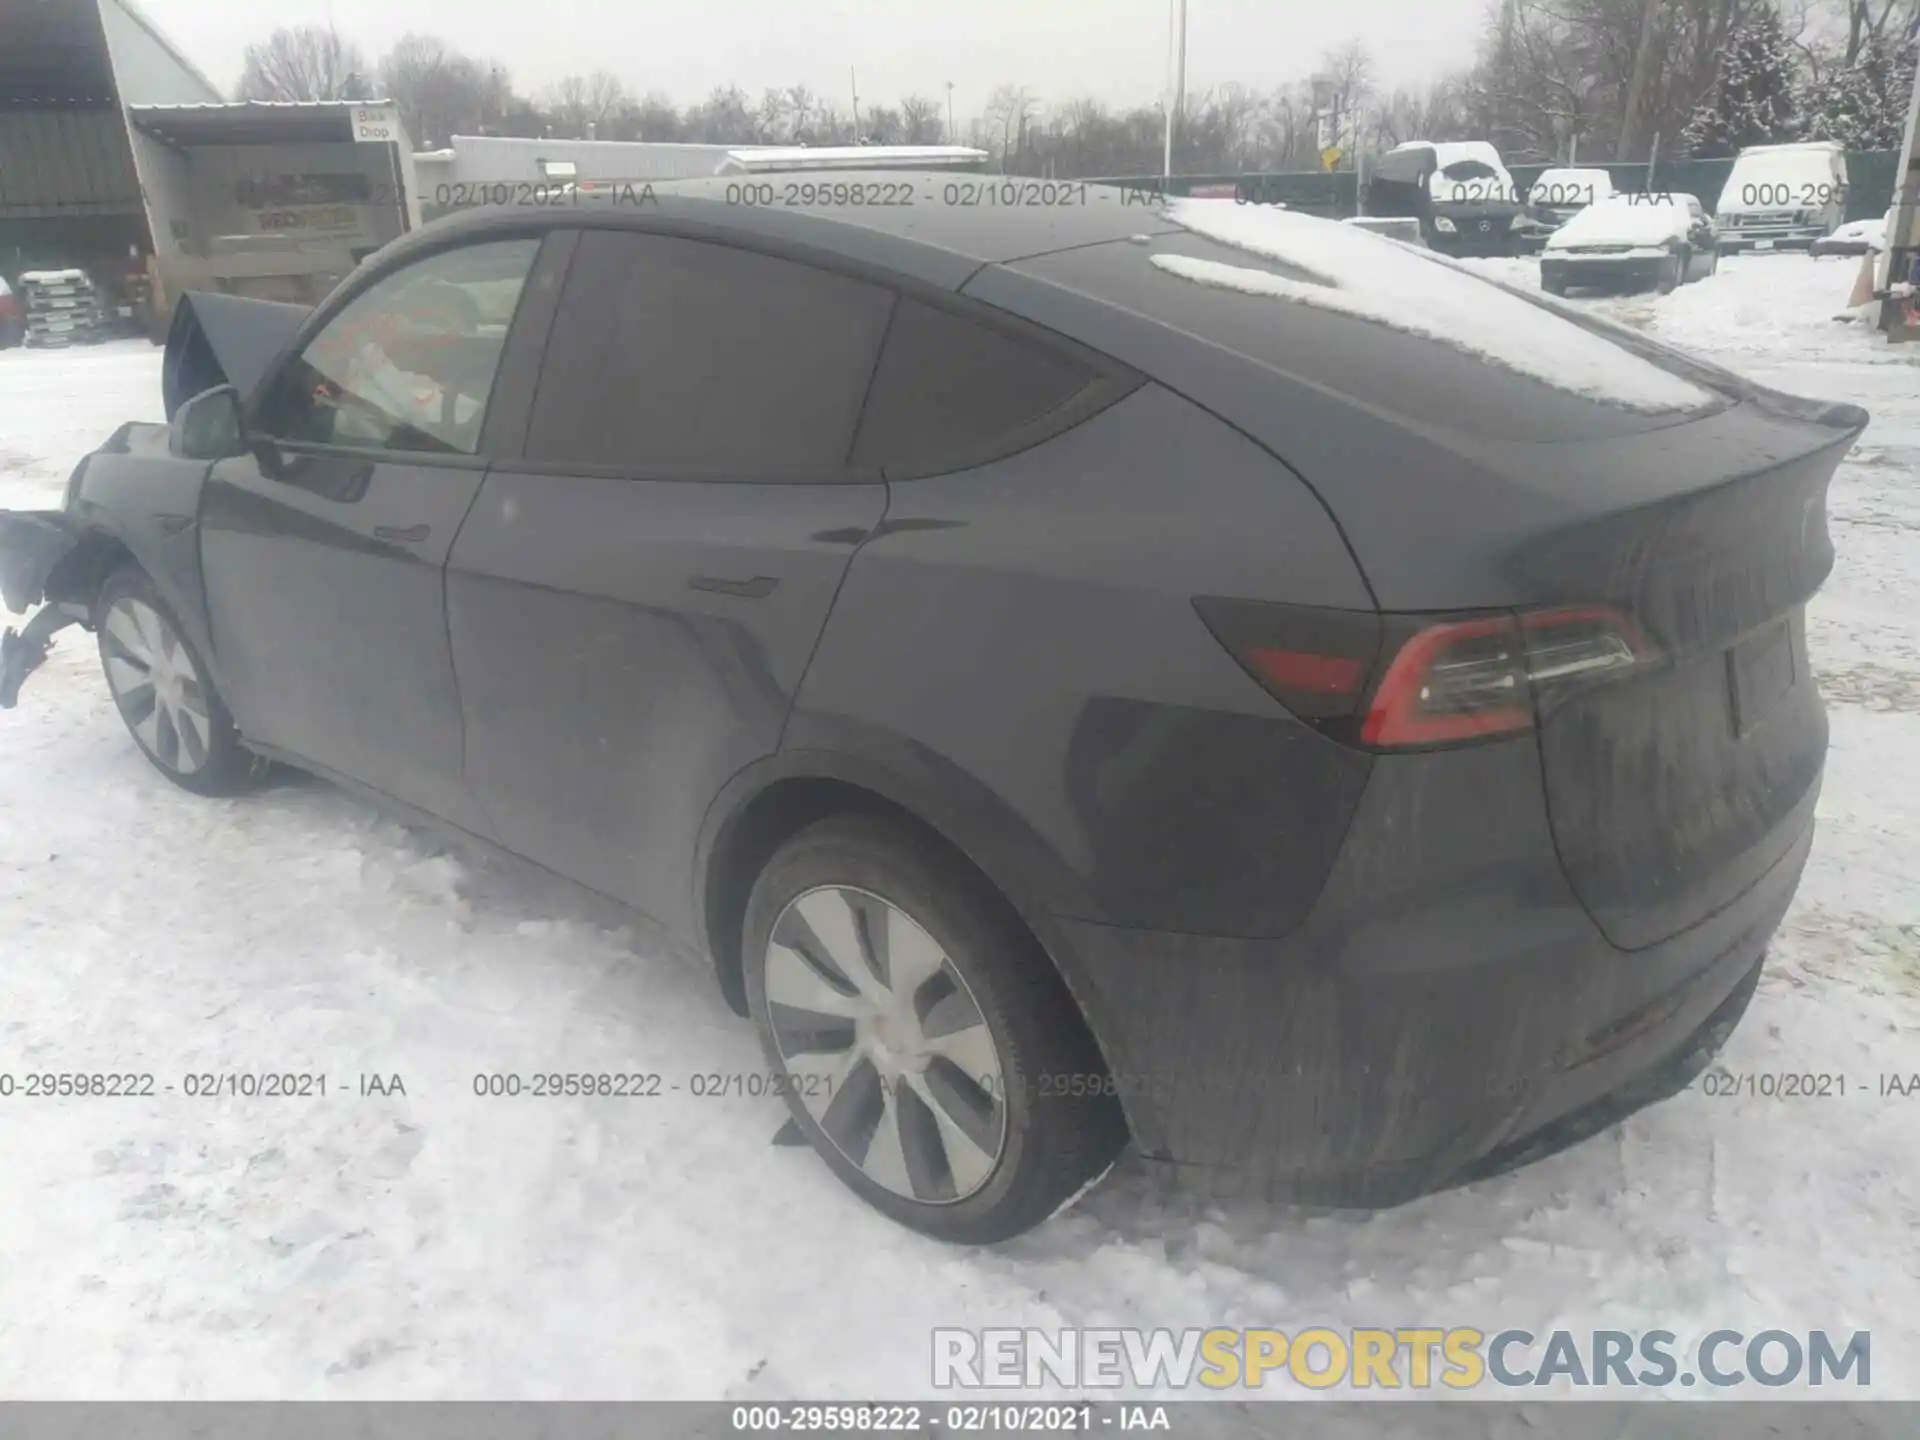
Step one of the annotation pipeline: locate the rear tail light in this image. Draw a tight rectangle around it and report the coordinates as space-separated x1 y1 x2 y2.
1195 598 1656 751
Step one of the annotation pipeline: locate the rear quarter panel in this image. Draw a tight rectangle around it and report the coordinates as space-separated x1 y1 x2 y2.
787 382 1377 940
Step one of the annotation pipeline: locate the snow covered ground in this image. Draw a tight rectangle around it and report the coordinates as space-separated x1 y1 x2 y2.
0 253 1915 1401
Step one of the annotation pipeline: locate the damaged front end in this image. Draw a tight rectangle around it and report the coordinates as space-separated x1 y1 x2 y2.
3 288 311 710
0 509 90 708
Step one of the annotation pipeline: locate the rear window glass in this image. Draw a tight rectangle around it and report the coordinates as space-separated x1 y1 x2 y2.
850 300 1101 475
1007 204 1720 441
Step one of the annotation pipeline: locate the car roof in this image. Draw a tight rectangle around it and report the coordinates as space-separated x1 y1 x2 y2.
396 171 1187 291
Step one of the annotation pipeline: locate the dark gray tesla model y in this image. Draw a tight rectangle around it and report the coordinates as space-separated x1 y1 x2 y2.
0 177 1863 1242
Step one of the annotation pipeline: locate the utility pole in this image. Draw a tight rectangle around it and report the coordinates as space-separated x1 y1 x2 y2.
1618 0 1662 160
851 69 861 143
946 82 956 145
1879 15 1920 340
1163 0 1188 179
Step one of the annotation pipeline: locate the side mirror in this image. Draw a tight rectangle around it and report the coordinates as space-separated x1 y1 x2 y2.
169 385 246 461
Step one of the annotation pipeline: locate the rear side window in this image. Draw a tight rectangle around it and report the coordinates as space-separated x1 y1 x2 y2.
525 230 895 474
850 299 1103 475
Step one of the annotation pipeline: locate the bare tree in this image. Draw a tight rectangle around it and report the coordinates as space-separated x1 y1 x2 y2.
899 95 945 144
546 71 628 137
621 91 687 142
239 26 373 102
786 85 819 140
377 35 510 148
685 85 756 143
862 103 903 144
753 87 789 143
1367 78 1473 149
1319 39 1375 146
984 85 1037 169
804 101 857 145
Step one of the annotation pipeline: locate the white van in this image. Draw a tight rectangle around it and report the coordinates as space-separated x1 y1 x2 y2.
1714 141 1850 251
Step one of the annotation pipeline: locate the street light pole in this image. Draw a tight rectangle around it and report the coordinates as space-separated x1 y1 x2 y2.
946 82 956 145
1163 0 1187 179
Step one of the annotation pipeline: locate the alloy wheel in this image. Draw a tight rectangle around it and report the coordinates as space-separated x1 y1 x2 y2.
764 885 1009 1203
101 597 213 776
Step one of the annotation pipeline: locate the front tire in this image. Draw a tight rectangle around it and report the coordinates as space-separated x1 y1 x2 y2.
1658 251 1685 293
95 566 261 795
743 814 1128 1244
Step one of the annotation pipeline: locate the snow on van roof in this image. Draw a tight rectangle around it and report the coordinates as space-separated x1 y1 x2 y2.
1720 143 1845 199
1156 198 1712 413
1736 140 1844 154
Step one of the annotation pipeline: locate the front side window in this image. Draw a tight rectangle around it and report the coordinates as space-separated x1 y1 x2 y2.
259 237 541 456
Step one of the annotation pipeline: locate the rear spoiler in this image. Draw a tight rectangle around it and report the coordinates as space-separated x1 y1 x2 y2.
162 291 311 421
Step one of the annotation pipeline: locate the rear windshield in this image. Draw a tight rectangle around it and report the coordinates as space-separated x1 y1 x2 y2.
1006 200 1721 441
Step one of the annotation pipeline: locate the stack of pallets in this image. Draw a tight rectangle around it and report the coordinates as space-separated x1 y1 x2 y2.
18 270 105 348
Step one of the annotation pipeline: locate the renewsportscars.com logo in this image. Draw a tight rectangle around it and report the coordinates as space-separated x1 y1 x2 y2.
932 1327 1872 1392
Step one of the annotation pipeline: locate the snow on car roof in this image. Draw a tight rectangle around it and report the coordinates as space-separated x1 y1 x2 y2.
1547 193 1693 248
1533 167 1614 190
1391 139 1507 167
1157 198 1711 414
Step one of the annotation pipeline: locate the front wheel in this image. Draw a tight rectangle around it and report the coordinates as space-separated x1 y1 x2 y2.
743 814 1128 1243
96 566 261 795
1657 251 1684 294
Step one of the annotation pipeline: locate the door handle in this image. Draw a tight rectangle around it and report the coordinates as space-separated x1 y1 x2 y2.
373 523 431 544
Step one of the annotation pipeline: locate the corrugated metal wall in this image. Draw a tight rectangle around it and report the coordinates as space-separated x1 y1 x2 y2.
0 109 143 217
435 136 738 185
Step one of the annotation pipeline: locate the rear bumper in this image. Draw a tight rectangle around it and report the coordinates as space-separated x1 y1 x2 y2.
1430 227 1517 256
1047 738 1817 1207
1541 254 1672 290
1718 226 1823 250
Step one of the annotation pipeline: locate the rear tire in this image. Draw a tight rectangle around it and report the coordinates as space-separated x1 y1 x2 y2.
743 814 1128 1244
1658 251 1685 293
95 566 262 796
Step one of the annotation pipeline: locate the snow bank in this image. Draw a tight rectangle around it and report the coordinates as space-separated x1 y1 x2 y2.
1158 198 1714 412
1548 194 1693 248
1826 214 1889 250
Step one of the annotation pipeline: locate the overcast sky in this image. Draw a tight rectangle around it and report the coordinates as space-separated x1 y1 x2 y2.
137 0 1490 114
